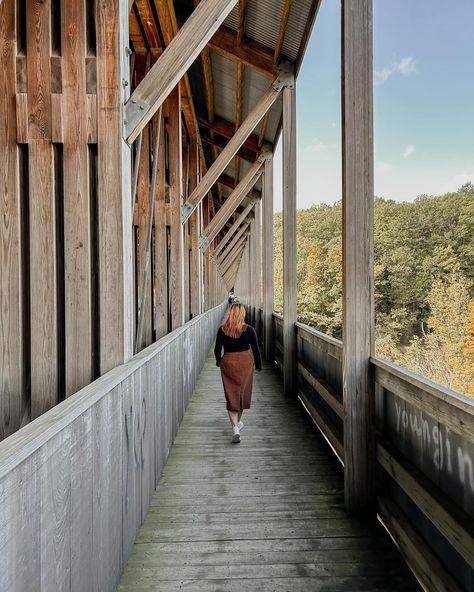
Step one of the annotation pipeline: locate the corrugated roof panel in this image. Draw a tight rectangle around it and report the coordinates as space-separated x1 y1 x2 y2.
245 0 281 54
244 68 281 144
223 4 239 30
282 0 314 61
211 50 238 123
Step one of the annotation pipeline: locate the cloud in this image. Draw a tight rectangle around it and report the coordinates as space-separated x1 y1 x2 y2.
403 144 416 158
306 137 327 153
376 161 394 173
375 56 416 85
440 172 474 193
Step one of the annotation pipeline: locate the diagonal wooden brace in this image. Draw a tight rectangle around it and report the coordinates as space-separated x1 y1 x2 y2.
220 233 249 273
199 154 269 250
182 67 293 223
215 222 250 265
124 0 238 143
210 196 258 258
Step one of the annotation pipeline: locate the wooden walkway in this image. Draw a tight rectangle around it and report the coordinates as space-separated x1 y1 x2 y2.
118 353 420 591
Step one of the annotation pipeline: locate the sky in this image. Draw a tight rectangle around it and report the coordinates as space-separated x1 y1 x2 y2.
273 0 474 211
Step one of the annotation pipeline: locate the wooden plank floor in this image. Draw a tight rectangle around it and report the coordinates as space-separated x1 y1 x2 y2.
118 352 420 591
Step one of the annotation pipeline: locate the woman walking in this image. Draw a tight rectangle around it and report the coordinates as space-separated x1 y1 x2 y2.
215 303 262 443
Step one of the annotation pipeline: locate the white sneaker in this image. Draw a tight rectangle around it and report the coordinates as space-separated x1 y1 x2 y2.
237 421 244 431
232 425 241 443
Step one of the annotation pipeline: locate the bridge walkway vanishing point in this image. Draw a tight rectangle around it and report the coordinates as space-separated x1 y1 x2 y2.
118 351 420 591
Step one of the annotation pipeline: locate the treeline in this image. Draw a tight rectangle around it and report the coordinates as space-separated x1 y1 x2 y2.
274 183 474 397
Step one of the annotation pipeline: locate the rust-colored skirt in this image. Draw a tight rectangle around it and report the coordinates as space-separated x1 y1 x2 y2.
220 350 254 412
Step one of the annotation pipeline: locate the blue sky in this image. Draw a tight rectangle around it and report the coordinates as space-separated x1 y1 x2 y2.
273 0 474 211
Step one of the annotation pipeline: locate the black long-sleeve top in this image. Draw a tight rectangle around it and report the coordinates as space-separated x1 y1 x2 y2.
214 325 262 371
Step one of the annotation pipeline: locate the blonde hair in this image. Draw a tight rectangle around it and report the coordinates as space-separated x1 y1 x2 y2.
221 303 246 338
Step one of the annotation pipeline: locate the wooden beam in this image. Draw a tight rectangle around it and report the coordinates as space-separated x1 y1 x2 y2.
183 76 288 222
378 497 464 592
0 0 27 437
199 117 265 153
223 249 245 283
341 0 375 517
193 0 215 125
234 62 244 183
166 86 184 329
237 0 248 45
211 200 255 257
135 0 162 57
215 222 250 265
258 111 270 147
153 109 168 338
98 0 134 373
282 81 297 398
27 1 57 417
262 158 274 361
201 134 257 163
274 0 293 62
208 25 280 78
200 158 265 247
189 136 202 317
221 237 247 274
378 442 474 567
62 0 93 395
125 0 238 142
135 108 162 352
220 233 248 272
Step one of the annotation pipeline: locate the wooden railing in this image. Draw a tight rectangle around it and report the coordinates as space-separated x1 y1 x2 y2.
0 302 227 592
272 313 474 592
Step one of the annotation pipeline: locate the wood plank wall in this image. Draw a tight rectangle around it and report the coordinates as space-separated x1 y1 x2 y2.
0 0 227 440
0 301 227 592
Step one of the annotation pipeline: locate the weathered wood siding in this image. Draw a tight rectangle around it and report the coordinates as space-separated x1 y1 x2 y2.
0 302 226 592
272 314 474 591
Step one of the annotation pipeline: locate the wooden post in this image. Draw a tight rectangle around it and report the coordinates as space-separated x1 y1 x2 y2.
62 0 93 396
282 81 297 397
254 199 262 327
0 0 27 437
262 158 274 361
153 110 168 339
167 85 184 329
26 1 58 418
189 137 201 317
341 0 376 516
97 0 133 374
135 76 152 348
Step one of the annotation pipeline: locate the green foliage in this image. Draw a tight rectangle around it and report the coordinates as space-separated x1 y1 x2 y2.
274 185 474 395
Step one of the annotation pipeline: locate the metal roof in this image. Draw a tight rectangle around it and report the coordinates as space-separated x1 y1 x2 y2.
131 0 321 203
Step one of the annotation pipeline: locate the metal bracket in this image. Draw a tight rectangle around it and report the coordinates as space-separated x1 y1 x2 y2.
272 62 295 92
257 148 273 164
199 234 209 250
181 201 194 224
123 95 150 145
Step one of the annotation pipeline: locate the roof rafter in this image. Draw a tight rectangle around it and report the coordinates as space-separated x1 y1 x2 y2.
208 26 282 78
198 116 269 153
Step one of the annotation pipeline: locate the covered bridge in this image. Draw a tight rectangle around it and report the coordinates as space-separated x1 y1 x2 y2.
0 0 472 590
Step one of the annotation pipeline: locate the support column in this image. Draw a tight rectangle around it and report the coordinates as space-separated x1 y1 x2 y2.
97 0 133 374
167 85 184 329
189 137 200 318
262 158 274 361
255 199 262 335
341 0 375 516
282 81 297 397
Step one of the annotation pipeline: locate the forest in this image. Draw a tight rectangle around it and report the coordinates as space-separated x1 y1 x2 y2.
273 183 474 397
